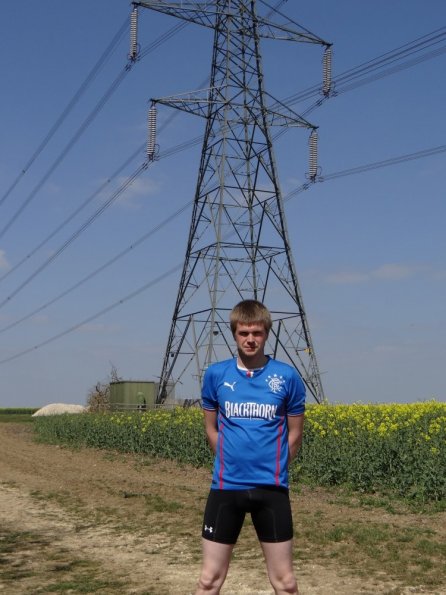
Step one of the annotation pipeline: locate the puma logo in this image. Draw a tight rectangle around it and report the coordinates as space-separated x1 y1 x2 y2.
224 381 236 392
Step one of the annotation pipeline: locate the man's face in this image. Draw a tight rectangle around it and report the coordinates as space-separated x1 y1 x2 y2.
234 321 268 363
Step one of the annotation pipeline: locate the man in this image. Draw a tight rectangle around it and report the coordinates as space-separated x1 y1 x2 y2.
196 299 305 595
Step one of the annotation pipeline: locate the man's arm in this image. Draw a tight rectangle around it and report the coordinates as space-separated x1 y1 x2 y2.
203 409 218 454
287 413 304 463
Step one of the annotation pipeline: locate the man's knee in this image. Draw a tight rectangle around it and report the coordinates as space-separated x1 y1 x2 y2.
196 569 226 593
196 539 233 594
269 570 297 594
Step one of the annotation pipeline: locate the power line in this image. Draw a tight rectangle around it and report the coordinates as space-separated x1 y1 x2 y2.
0 131 204 312
335 44 446 96
2 23 443 280
0 18 193 241
282 144 446 202
0 24 444 320
0 110 184 286
258 0 328 43
5 18 440 281
0 70 442 311
0 163 149 311
0 199 191 335
320 144 446 183
0 17 129 210
0 143 145 285
281 26 446 107
0 66 132 242
139 20 189 59
4 11 441 248
0 140 443 356
259 0 290 20
334 27 446 88
0 263 183 366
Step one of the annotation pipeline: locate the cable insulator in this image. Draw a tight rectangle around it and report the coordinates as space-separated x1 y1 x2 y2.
129 5 139 62
147 105 158 162
308 130 318 182
322 46 332 97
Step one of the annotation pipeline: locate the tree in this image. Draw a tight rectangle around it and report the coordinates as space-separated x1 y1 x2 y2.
86 363 122 412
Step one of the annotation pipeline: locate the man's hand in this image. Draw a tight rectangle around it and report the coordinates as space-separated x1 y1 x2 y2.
287 414 304 463
203 409 218 454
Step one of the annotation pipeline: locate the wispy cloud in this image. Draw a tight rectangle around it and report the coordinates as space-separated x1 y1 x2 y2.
77 322 121 334
96 175 161 209
372 264 421 280
324 263 430 285
325 270 369 284
0 250 10 270
283 176 305 195
372 344 400 354
432 268 446 281
114 176 161 208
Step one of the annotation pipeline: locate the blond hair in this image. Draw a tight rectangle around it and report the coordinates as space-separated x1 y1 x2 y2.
229 300 272 335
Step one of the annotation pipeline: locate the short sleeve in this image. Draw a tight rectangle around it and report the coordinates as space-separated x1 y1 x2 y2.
201 365 218 411
286 369 306 416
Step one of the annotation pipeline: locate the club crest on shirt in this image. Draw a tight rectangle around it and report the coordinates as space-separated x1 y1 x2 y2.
266 374 285 394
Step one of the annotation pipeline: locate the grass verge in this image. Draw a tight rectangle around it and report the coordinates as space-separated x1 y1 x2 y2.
0 526 126 593
0 413 35 424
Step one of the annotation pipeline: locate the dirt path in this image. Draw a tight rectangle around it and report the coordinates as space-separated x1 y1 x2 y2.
0 423 444 594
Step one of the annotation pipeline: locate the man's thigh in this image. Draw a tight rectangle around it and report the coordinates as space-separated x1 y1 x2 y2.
250 486 293 542
202 489 246 544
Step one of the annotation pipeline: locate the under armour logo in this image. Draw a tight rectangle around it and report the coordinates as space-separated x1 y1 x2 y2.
224 381 236 392
204 525 213 533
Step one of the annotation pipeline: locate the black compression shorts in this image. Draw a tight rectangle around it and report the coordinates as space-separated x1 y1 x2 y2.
201 486 293 544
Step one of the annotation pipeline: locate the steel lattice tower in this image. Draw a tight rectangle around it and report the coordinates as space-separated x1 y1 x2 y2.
131 1 332 404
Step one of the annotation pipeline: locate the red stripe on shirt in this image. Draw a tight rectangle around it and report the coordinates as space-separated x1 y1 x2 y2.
218 414 225 489
275 416 284 486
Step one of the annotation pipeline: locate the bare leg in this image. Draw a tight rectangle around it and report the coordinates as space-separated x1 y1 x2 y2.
195 539 234 594
260 539 298 595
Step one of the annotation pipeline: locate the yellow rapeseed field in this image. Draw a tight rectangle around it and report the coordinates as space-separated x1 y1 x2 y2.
34 401 446 501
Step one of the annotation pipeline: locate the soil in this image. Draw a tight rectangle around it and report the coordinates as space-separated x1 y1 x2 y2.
0 423 445 595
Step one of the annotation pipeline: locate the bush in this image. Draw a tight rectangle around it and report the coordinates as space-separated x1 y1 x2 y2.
86 382 111 413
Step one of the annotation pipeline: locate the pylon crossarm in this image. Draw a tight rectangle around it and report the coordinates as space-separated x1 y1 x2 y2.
134 1 217 29
257 0 329 45
135 1 329 46
156 97 212 118
263 109 312 129
255 17 329 45
154 98 314 130
155 86 214 103
264 92 316 128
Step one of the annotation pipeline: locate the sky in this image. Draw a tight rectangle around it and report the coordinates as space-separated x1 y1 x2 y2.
0 0 445 408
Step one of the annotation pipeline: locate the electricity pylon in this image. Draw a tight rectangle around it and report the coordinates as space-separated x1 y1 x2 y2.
131 1 332 403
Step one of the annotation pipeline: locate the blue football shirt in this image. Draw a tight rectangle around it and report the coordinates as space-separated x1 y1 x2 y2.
201 356 306 490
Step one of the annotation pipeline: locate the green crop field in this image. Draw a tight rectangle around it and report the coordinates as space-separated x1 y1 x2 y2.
0 408 38 423
33 401 446 502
